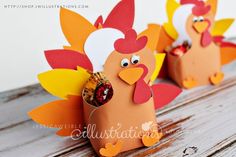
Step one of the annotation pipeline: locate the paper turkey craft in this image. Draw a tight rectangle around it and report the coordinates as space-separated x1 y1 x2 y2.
28 0 181 156
158 0 236 89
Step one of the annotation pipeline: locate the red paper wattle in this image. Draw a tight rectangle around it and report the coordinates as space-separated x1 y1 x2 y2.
201 31 212 47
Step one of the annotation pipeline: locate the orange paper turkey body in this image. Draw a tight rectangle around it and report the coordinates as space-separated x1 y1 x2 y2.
81 28 182 155
83 46 158 153
167 12 222 88
159 0 236 89
84 51 158 153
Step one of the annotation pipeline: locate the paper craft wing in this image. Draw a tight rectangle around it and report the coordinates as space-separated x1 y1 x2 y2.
28 95 84 136
152 83 182 110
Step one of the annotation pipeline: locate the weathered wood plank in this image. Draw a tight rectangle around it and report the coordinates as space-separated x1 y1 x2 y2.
0 84 56 129
207 134 236 157
212 142 236 157
0 120 89 157
56 83 236 157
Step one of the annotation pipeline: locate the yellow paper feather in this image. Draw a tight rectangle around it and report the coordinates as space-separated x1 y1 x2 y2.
211 19 235 36
163 0 180 40
150 53 166 83
38 68 90 99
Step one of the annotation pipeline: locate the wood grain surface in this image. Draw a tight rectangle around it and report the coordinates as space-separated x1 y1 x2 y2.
0 59 236 156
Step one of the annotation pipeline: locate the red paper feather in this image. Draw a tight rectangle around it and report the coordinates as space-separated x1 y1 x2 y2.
94 15 103 28
152 83 182 110
45 49 93 71
103 0 134 33
213 36 236 48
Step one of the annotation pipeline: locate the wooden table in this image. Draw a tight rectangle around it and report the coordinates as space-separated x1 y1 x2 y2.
1 48 236 157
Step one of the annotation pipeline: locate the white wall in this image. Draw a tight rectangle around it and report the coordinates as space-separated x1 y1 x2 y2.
0 0 235 92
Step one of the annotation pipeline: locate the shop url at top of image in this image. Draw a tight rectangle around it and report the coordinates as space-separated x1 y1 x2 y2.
1 4 89 9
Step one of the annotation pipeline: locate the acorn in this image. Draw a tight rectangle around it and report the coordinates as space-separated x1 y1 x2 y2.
82 72 113 107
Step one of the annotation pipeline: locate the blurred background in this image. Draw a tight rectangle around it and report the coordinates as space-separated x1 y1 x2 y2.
0 0 235 92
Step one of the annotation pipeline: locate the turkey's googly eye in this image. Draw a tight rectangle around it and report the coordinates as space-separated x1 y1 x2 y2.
131 55 140 64
193 17 198 23
198 16 204 22
121 58 130 67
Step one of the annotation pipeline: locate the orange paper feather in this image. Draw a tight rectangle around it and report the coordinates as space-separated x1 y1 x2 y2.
28 95 84 136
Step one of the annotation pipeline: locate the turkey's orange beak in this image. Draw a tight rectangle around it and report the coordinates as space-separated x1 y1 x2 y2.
118 67 144 85
193 21 209 33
